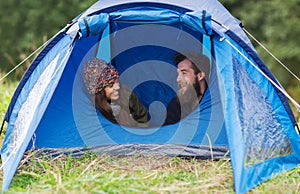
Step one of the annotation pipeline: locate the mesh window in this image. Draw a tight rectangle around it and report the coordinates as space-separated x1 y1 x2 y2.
232 57 292 167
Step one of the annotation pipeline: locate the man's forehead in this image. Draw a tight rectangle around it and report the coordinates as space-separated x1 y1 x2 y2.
177 59 194 71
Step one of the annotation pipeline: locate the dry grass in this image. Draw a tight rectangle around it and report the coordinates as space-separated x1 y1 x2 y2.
2 151 234 193
0 76 299 194
1 149 299 194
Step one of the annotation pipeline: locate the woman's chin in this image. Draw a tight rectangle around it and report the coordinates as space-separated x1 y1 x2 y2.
110 94 119 101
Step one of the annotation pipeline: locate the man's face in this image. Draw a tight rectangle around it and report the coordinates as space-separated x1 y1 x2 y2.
176 59 198 96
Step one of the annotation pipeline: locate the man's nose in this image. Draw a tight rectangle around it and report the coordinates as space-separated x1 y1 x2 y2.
176 74 181 83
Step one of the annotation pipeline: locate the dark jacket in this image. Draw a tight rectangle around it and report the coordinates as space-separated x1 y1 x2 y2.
115 86 149 128
164 88 209 125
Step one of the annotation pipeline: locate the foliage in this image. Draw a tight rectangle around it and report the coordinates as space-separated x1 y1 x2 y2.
0 2 299 192
0 0 299 102
0 72 18 134
0 0 95 79
220 0 300 103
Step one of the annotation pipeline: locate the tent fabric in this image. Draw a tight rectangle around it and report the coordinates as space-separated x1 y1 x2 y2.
214 36 299 192
35 145 229 159
1 34 74 191
3 32 67 123
78 8 213 37
1 0 300 193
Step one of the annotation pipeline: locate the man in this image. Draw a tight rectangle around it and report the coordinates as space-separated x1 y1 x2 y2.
164 52 210 125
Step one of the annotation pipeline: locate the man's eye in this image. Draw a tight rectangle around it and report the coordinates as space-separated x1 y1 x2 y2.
108 83 114 88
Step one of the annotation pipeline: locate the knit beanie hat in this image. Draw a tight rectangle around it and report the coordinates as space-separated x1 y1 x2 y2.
84 58 119 95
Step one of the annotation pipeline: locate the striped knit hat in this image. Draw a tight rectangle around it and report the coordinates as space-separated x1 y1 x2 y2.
84 58 119 95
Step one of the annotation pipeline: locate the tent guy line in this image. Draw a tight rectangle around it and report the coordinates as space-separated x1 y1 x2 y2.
0 33 56 83
243 27 300 83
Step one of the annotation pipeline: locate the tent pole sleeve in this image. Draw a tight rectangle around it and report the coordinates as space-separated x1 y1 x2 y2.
83 17 90 37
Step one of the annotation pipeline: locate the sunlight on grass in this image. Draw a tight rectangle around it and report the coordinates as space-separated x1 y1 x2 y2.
1 151 299 193
6 152 235 193
0 73 299 194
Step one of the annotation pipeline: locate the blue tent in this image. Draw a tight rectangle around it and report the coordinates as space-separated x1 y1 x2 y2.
1 0 299 193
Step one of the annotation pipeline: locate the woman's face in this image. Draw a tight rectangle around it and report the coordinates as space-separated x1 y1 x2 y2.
104 79 120 101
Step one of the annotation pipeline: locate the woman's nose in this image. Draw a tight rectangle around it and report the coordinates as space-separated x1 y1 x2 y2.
113 82 120 90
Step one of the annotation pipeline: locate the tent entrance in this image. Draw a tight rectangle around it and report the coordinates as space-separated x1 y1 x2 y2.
87 7 216 127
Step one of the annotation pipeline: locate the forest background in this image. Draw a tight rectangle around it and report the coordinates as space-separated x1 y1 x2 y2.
0 0 299 108
0 1 299 192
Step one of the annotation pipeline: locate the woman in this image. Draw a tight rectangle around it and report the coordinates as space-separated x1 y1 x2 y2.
84 58 149 127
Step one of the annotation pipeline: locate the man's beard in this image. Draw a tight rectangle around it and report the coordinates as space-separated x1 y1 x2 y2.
177 78 202 114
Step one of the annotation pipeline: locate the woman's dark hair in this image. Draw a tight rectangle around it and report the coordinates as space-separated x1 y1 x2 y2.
94 85 132 125
94 90 117 123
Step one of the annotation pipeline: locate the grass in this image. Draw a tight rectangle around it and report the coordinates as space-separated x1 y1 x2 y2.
0 74 299 193
2 151 300 194
0 77 18 126
7 151 234 193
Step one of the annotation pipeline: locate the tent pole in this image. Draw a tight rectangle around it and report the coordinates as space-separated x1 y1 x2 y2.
296 124 300 134
0 120 5 136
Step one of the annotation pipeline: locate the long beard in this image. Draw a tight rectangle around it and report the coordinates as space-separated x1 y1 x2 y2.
177 79 202 112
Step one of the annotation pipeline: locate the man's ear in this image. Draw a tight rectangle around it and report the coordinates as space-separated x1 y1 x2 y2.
197 72 205 81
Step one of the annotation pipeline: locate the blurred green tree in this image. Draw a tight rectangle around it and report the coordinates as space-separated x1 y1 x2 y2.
220 0 300 103
0 0 299 102
0 0 95 79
